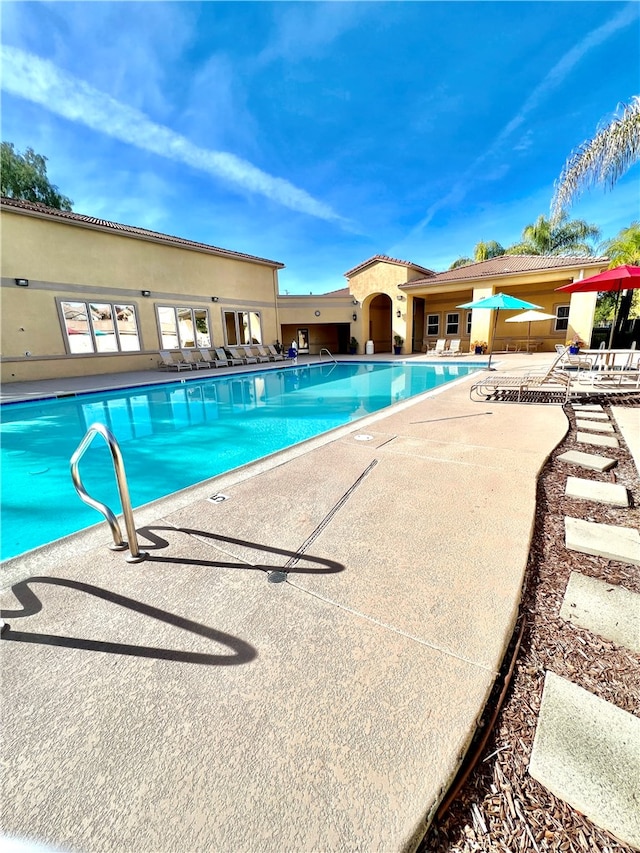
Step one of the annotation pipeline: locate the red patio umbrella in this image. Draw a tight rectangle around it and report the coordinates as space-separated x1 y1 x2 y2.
555 265 640 348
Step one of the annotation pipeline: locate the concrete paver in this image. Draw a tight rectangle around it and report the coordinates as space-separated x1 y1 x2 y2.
611 407 640 475
529 671 640 849
559 571 640 653
574 419 615 433
570 411 609 420
556 450 617 472
565 476 629 507
576 431 620 449
565 517 640 566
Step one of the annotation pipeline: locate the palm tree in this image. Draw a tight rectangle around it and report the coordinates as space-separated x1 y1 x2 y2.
448 239 505 269
594 221 640 328
551 96 640 218
506 212 600 256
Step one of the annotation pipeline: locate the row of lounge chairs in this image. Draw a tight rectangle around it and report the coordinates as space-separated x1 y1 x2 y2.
469 346 640 404
158 346 285 372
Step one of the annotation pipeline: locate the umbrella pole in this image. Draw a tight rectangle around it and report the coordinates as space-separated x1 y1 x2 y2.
608 286 622 348
487 309 499 370
527 320 531 353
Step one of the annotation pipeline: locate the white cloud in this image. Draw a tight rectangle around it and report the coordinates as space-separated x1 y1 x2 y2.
0 45 349 225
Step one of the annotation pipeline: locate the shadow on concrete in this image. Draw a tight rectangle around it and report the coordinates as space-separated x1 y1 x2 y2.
0 576 257 666
139 525 347 575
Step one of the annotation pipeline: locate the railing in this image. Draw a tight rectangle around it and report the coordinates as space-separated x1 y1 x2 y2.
319 348 337 363
70 423 146 563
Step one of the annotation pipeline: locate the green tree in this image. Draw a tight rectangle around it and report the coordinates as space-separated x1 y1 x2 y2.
505 212 600 256
552 96 640 218
594 221 640 327
1 142 73 210
448 239 505 269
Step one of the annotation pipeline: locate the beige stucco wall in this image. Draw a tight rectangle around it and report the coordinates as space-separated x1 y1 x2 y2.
1 208 282 382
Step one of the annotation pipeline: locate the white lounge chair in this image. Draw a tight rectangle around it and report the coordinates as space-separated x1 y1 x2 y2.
254 345 273 363
554 344 592 371
267 345 285 361
215 347 243 366
470 347 573 403
229 346 257 364
180 349 209 369
158 350 192 371
430 339 447 356
199 348 227 368
441 339 461 356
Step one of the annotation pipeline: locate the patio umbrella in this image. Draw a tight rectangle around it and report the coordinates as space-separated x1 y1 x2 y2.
458 292 541 369
555 265 640 348
505 309 556 353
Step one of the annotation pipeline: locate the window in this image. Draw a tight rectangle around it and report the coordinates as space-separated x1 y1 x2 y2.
446 312 460 335
157 306 211 349
61 300 140 354
223 310 263 346
555 305 570 333
427 314 439 336
466 312 472 335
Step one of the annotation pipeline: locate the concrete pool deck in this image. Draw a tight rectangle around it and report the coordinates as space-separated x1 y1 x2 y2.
0 353 636 851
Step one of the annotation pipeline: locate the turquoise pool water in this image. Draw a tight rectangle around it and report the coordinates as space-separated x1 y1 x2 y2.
1 361 479 560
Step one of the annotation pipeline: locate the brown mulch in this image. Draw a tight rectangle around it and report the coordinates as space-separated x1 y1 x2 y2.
422 398 640 853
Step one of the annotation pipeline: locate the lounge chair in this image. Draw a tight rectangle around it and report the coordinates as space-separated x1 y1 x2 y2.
215 347 243 366
158 350 192 371
241 345 264 363
470 347 574 403
441 339 461 356
180 349 210 369
229 346 257 364
254 345 273 363
267 345 285 361
554 343 593 371
430 339 448 356
199 348 227 368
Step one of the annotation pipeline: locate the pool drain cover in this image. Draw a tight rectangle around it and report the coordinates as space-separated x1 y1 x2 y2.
354 434 374 441
268 571 287 584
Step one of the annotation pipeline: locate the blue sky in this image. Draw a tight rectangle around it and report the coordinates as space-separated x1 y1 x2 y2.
1 2 638 294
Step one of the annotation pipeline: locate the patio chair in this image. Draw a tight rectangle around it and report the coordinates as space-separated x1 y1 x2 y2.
255 345 275 362
441 339 461 356
180 349 210 369
199 348 227 368
244 345 269 363
430 339 448 356
158 350 193 371
215 347 243 366
554 343 593 371
267 345 285 361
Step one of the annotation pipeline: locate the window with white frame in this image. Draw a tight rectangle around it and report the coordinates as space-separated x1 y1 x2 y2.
466 312 472 335
446 312 460 335
223 310 263 346
60 300 141 354
554 305 570 333
426 314 439 336
157 306 211 349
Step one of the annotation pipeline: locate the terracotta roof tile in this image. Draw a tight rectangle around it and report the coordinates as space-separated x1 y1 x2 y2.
0 196 285 268
402 254 609 287
344 254 435 279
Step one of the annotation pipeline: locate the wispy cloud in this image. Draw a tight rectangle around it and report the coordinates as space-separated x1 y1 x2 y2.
0 45 349 225
406 1 639 237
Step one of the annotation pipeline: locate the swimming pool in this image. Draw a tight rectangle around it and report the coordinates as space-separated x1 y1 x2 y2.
1 360 480 560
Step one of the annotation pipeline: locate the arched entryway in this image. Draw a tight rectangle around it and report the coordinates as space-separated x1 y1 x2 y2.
367 293 393 352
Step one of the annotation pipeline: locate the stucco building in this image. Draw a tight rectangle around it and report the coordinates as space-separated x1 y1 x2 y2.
1 198 608 382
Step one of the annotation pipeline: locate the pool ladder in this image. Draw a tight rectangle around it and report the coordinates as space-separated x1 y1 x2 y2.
70 423 147 563
319 348 337 363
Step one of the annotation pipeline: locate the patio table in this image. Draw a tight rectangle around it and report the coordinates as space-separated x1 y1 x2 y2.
583 348 637 370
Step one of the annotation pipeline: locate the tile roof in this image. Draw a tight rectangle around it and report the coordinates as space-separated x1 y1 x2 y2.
344 254 435 279
402 254 610 287
1 196 285 269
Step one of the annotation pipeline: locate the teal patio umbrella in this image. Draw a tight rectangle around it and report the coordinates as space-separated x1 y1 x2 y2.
458 292 541 369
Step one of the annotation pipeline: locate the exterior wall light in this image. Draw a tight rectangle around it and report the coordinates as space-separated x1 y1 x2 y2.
352 299 359 305
314 310 321 317
352 313 358 322
15 278 29 287
212 296 219 302
396 310 402 318
141 290 151 297
397 294 405 300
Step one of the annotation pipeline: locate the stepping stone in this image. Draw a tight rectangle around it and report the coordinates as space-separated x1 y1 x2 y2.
529 671 640 849
576 432 619 449
572 404 604 412
565 517 640 566
573 411 610 421
575 419 615 433
565 476 628 507
560 572 640 653
556 450 617 472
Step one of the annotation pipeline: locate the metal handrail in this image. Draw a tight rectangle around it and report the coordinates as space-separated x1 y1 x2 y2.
319 348 337 363
70 423 146 563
